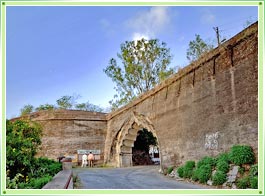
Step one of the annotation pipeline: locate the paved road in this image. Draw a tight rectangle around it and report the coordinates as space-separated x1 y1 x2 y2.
73 166 207 189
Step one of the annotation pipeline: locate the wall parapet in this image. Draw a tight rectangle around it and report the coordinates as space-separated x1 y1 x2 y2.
11 109 107 121
42 170 73 189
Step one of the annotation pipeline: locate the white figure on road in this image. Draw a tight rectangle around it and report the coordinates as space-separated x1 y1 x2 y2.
81 154 88 167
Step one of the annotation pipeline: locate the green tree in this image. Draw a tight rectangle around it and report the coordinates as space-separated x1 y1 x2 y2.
186 34 214 62
56 95 79 109
6 120 42 180
104 38 174 110
35 104 55 111
20 104 34 116
75 102 104 112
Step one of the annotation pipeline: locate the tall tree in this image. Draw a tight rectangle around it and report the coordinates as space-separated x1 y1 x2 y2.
20 105 34 116
104 38 174 109
186 34 214 62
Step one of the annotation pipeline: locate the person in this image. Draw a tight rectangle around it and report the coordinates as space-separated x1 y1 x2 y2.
87 151 95 167
81 153 88 167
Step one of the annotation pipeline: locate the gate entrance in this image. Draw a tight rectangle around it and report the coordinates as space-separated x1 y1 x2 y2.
107 112 162 168
132 129 159 166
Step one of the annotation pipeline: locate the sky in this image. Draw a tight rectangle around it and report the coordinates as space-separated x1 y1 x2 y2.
6 5 258 118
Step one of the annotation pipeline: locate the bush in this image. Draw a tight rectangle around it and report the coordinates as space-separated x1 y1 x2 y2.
212 171 227 185
167 166 174 174
196 164 212 183
250 176 258 189
182 161 196 179
249 164 258 176
177 166 184 178
191 169 200 181
229 145 255 165
216 160 229 173
197 156 216 168
185 161 195 168
236 176 250 189
216 153 230 163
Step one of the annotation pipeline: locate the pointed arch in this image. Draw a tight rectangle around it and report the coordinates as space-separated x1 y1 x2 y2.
108 111 162 168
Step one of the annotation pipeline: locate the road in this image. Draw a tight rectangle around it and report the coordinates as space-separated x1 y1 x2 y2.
73 165 208 189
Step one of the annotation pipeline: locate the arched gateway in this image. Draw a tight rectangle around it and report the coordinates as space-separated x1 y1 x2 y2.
107 112 162 168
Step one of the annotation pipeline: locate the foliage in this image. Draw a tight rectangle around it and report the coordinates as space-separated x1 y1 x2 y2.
104 38 174 109
216 160 229 173
249 176 258 189
212 171 227 185
236 176 250 189
133 129 157 152
191 168 200 181
195 164 212 183
6 120 61 189
20 104 34 116
31 157 61 177
18 175 52 189
216 153 230 163
167 166 174 174
56 95 78 109
75 102 104 112
238 167 245 175
182 161 196 178
229 145 255 165
197 156 216 168
186 34 214 62
6 173 24 189
177 166 184 178
249 164 258 176
6 120 42 179
35 104 55 111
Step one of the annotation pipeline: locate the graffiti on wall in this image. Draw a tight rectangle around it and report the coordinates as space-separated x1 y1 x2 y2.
205 132 219 150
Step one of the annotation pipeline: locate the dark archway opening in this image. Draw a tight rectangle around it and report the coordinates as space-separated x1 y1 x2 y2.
132 128 160 166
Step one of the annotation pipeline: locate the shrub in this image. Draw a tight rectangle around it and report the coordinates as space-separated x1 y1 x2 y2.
167 166 174 174
236 176 250 189
196 164 212 183
191 169 200 181
185 161 195 168
17 175 52 189
177 166 184 178
229 145 255 165
197 156 216 168
249 164 258 176
212 171 227 185
216 153 229 163
216 160 229 173
182 161 196 179
250 176 258 189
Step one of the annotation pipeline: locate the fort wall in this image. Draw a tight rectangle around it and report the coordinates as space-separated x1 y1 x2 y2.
104 22 258 168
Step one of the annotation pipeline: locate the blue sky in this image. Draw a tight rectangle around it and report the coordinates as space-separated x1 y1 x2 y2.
6 5 258 118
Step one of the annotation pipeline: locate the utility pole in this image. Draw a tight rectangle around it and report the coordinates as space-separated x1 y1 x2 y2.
213 27 220 46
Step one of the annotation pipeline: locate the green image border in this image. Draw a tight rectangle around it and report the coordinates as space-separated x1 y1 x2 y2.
1 0 264 195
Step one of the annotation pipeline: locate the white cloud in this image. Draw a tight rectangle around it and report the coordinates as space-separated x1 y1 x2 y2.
132 33 149 41
126 6 171 40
